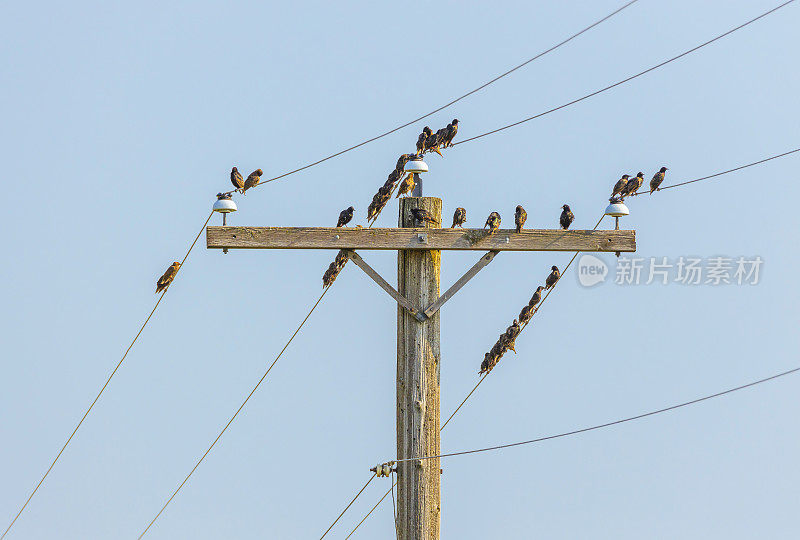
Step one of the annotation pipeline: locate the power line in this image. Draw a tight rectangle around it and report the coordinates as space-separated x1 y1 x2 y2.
319 473 376 540
628 146 800 197
138 285 331 539
452 0 796 147
394 365 800 463
244 0 641 189
1 211 213 540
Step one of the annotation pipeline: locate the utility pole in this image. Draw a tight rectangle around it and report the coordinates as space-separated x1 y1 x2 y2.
206 195 636 540
397 197 441 539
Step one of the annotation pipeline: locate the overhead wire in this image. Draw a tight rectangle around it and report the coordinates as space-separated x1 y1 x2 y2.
0 210 213 540
138 285 331 539
246 0 641 189
452 0 796 147
393 365 800 463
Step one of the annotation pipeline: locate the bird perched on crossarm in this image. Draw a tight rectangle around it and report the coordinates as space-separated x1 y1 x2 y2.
451 207 467 228
242 168 263 195
650 166 668 194
156 262 181 293
337 206 354 227
485 212 501 233
442 119 459 148
416 127 432 155
396 174 415 198
515 205 527 233
559 204 574 229
545 266 560 289
611 174 630 198
411 208 437 226
230 167 244 192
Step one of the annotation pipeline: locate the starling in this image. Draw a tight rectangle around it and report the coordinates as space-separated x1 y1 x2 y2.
337 206 354 227
611 174 630 198
624 172 644 197
545 265 560 289
367 203 379 222
559 204 574 230
416 127 432 155
514 205 527 233
451 207 467 228
485 211 501 233
156 262 181 293
230 167 244 192
479 353 492 375
334 249 349 267
395 153 413 173
385 169 402 189
442 119 459 148
504 320 521 353
425 130 443 157
396 174 415 198
411 208 437 226
529 285 545 307
242 168 263 195
519 303 535 325
650 166 668 194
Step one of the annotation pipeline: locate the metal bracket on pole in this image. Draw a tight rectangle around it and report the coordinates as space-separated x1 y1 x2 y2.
422 250 499 318
345 250 428 322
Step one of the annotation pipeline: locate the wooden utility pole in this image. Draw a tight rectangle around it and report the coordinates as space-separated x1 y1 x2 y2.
396 197 441 539
207 199 636 540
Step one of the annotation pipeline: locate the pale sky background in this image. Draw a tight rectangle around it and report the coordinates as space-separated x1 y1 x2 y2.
2 1 799 538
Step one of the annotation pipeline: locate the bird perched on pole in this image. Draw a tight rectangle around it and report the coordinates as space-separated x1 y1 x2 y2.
230 167 244 192
416 127 432 155
442 119 459 148
411 208 437 226
156 262 181 293
545 266 560 289
529 285 545 307
650 166 668 194
451 207 467 228
242 168 263 195
623 172 644 197
337 206 354 227
559 204 574 229
611 174 630 199
515 205 527 233
396 174 415 198
485 212 501 233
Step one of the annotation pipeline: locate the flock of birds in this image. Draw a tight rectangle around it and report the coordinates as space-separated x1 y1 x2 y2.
479 267 559 375
153 117 671 378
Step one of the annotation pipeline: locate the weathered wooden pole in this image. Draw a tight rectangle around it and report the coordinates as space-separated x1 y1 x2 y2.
397 196 441 540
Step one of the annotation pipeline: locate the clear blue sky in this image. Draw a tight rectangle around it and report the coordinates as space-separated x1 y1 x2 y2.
2 0 799 538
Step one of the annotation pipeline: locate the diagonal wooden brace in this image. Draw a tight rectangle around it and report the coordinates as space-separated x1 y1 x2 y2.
345 250 427 322
422 250 499 318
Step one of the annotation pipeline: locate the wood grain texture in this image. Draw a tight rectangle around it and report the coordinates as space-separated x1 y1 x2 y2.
397 198 441 540
206 226 636 252
345 250 425 321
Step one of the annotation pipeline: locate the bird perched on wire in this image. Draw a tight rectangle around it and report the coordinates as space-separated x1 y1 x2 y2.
485 212 501 233
611 174 630 199
623 172 644 197
545 266 560 289
503 320 521 353
425 130 443 157
242 168 263 195
337 206 354 227
529 285 545 307
519 303 535 325
385 169 402 189
442 119 459 148
559 204 574 230
411 208 437 226
650 166 668 194
479 352 495 375
156 262 181 293
323 250 350 288
416 127 432 155
395 153 413 174
230 167 244 192
396 173 415 198
451 207 467 228
514 205 527 233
